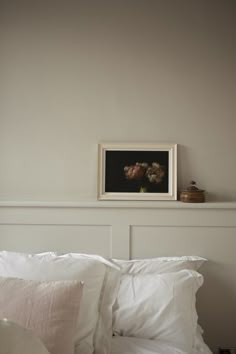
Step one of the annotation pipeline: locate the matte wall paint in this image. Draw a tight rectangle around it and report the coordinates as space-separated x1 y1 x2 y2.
0 3 236 352
0 0 235 201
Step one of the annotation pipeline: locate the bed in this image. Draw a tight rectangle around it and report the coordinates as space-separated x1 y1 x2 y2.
0 251 212 354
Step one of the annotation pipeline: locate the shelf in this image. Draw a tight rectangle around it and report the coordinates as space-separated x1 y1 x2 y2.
0 201 235 209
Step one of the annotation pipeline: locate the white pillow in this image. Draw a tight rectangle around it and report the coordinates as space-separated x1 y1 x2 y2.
113 270 203 353
112 255 207 352
0 319 49 354
0 277 83 354
93 263 121 354
0 251 120 354
68 253 121 354
0 251 106 354
112 256 206 274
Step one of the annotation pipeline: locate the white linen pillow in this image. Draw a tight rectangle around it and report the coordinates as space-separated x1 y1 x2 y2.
112 255 207 352
113 270 203 353
0 251 107 354
93 263 121 354
112 256 206 274
0 319 49 354
0 277 83 354
67 253 121 354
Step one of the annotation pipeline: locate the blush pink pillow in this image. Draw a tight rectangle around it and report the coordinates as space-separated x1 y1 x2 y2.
0 276 83 354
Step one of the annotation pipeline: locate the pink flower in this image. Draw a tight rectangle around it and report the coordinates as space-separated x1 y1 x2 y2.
124 163 147 180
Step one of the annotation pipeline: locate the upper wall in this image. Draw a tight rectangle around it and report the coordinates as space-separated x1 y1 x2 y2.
0 0 235 201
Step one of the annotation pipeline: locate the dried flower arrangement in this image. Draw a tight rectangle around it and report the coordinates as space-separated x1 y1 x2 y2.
124 162 165 192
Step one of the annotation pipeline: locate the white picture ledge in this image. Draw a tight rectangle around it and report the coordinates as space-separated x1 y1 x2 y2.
0 201 235 209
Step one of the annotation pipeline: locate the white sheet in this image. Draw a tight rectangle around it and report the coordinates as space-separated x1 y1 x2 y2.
111 334 212 354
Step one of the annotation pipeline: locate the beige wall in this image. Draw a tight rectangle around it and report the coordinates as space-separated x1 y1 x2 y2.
0 0 235 202
1 3 236 352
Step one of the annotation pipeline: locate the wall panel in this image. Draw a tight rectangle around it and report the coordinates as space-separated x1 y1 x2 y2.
0 224 111 257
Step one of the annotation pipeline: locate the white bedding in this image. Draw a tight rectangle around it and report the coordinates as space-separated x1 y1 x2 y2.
0 252 213 354
111 333 213 354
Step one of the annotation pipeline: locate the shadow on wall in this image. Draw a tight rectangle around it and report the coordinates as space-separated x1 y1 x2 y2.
197 261 236 353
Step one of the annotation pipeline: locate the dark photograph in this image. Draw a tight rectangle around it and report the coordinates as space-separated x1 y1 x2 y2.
105 150 169 194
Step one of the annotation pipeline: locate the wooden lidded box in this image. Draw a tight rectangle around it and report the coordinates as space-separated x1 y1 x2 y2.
180 181 205 203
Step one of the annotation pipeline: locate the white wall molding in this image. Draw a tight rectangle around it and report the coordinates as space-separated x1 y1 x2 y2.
0 201 236 209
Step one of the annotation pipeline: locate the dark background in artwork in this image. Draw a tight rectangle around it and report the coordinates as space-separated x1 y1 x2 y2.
105 150 169 193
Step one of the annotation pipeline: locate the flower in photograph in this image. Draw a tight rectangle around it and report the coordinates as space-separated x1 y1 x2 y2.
124 163 148 180
146 162 165 184
124 162 165 192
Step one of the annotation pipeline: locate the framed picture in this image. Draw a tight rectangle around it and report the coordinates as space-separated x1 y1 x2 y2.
98 143 177 201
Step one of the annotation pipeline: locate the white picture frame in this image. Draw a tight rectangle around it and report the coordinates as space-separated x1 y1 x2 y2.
98 143 177 201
